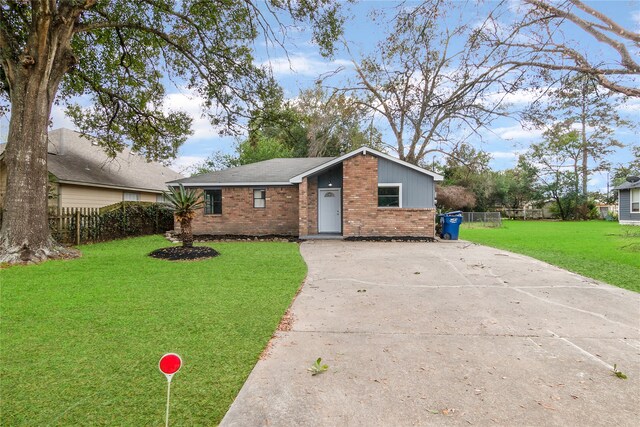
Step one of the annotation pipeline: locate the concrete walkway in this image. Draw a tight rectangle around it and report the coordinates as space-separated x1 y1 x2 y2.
221 241 640 426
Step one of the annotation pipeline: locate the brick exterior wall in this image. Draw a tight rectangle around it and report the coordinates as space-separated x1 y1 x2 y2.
177 153 434 238
342 153 435 238
186 186 299 236
298 176 319 236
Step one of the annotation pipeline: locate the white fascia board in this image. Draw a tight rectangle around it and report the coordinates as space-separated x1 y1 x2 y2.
289 147 444 183
168 182 294 187
57 179 164 193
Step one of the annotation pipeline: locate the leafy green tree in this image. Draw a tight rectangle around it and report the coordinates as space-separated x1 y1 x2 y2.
611 146 640 188
235 137 292 166
294 84 385 156
524 74 630 195
248 83 385 158
440 144 492 187
500 156 540 209
190 136 293 176
162 185 204 248
526 130 597 220
192 83 386 176
0 1 343 263
438 144 497 210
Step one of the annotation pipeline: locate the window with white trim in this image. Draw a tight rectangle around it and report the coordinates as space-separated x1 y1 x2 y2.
631 188 640 213
378 184 402 207
123 192 140 201
253 189 266 208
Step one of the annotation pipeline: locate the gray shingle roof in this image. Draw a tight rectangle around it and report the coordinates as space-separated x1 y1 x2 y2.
1 128 183 192
170 157 335 185
613 179 640 190
47 129 183 191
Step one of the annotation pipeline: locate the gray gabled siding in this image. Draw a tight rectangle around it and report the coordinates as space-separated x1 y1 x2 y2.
619 189 640 221
378 157 435 208
317 164 343 188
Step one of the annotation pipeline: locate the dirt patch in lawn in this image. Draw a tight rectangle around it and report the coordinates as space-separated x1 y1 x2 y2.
149 246 219 261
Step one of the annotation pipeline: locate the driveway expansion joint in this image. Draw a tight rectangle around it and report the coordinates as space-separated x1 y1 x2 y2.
220 241 640 427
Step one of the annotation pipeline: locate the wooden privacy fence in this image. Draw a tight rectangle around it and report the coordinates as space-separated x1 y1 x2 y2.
48 202 175 245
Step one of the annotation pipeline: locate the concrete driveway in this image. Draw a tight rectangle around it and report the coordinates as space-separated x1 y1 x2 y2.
221 241 640 426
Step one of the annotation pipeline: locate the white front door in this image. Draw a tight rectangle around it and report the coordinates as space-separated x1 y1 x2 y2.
318 189 341 233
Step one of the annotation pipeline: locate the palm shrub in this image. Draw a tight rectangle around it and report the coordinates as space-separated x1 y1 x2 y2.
163 184 204 248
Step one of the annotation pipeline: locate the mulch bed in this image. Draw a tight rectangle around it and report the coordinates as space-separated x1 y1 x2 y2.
149 246 220 261
165 231 299 243
343 236 435 242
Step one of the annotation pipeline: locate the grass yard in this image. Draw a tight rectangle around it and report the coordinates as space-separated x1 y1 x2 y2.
0 235 306 425
461 221 640 293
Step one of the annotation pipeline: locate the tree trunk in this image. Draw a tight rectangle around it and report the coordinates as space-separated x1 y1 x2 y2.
0 55 73 263
180 219 194 248
580 78 589 195
0 3 79 264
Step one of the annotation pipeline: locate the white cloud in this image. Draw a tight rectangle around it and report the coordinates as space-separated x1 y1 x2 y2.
491 124 544 141
50 104 79 130
263 55 352 77
490 150 524 159
632 10 640 30
619 97 640 113
484 88 549 106
163 91 226 141
170 155 207 175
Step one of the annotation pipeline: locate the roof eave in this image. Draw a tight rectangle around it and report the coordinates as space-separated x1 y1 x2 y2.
168 181 294 187
57 179 166 193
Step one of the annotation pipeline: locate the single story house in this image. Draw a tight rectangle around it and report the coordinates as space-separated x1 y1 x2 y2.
168 147 443 238
0 128 183 209
614 177 640 225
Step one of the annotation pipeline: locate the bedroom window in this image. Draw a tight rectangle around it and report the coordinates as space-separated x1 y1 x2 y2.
123 192 140 201
632 188 640 213
205 189 222 215
378 184 402 207
253 189 266 208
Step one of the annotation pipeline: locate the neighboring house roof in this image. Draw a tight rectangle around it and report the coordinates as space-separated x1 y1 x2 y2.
170 157 335 186
2 128 183 193
613 180 640 190
171 147 443 187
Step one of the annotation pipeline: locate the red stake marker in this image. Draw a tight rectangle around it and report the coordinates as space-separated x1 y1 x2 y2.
159 353 182 427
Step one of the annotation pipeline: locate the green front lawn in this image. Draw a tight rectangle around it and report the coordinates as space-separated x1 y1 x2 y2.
0 236 306 425
461 221 640 292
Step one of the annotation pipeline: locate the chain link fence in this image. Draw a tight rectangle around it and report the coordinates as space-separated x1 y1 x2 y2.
461 212 502 228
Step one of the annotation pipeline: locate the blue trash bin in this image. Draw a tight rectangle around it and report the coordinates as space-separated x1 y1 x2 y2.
439 210 463 240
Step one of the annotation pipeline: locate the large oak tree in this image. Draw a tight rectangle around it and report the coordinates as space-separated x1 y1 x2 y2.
0 0 342 263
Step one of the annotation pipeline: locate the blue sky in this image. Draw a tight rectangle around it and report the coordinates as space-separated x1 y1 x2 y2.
1 0 638 193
